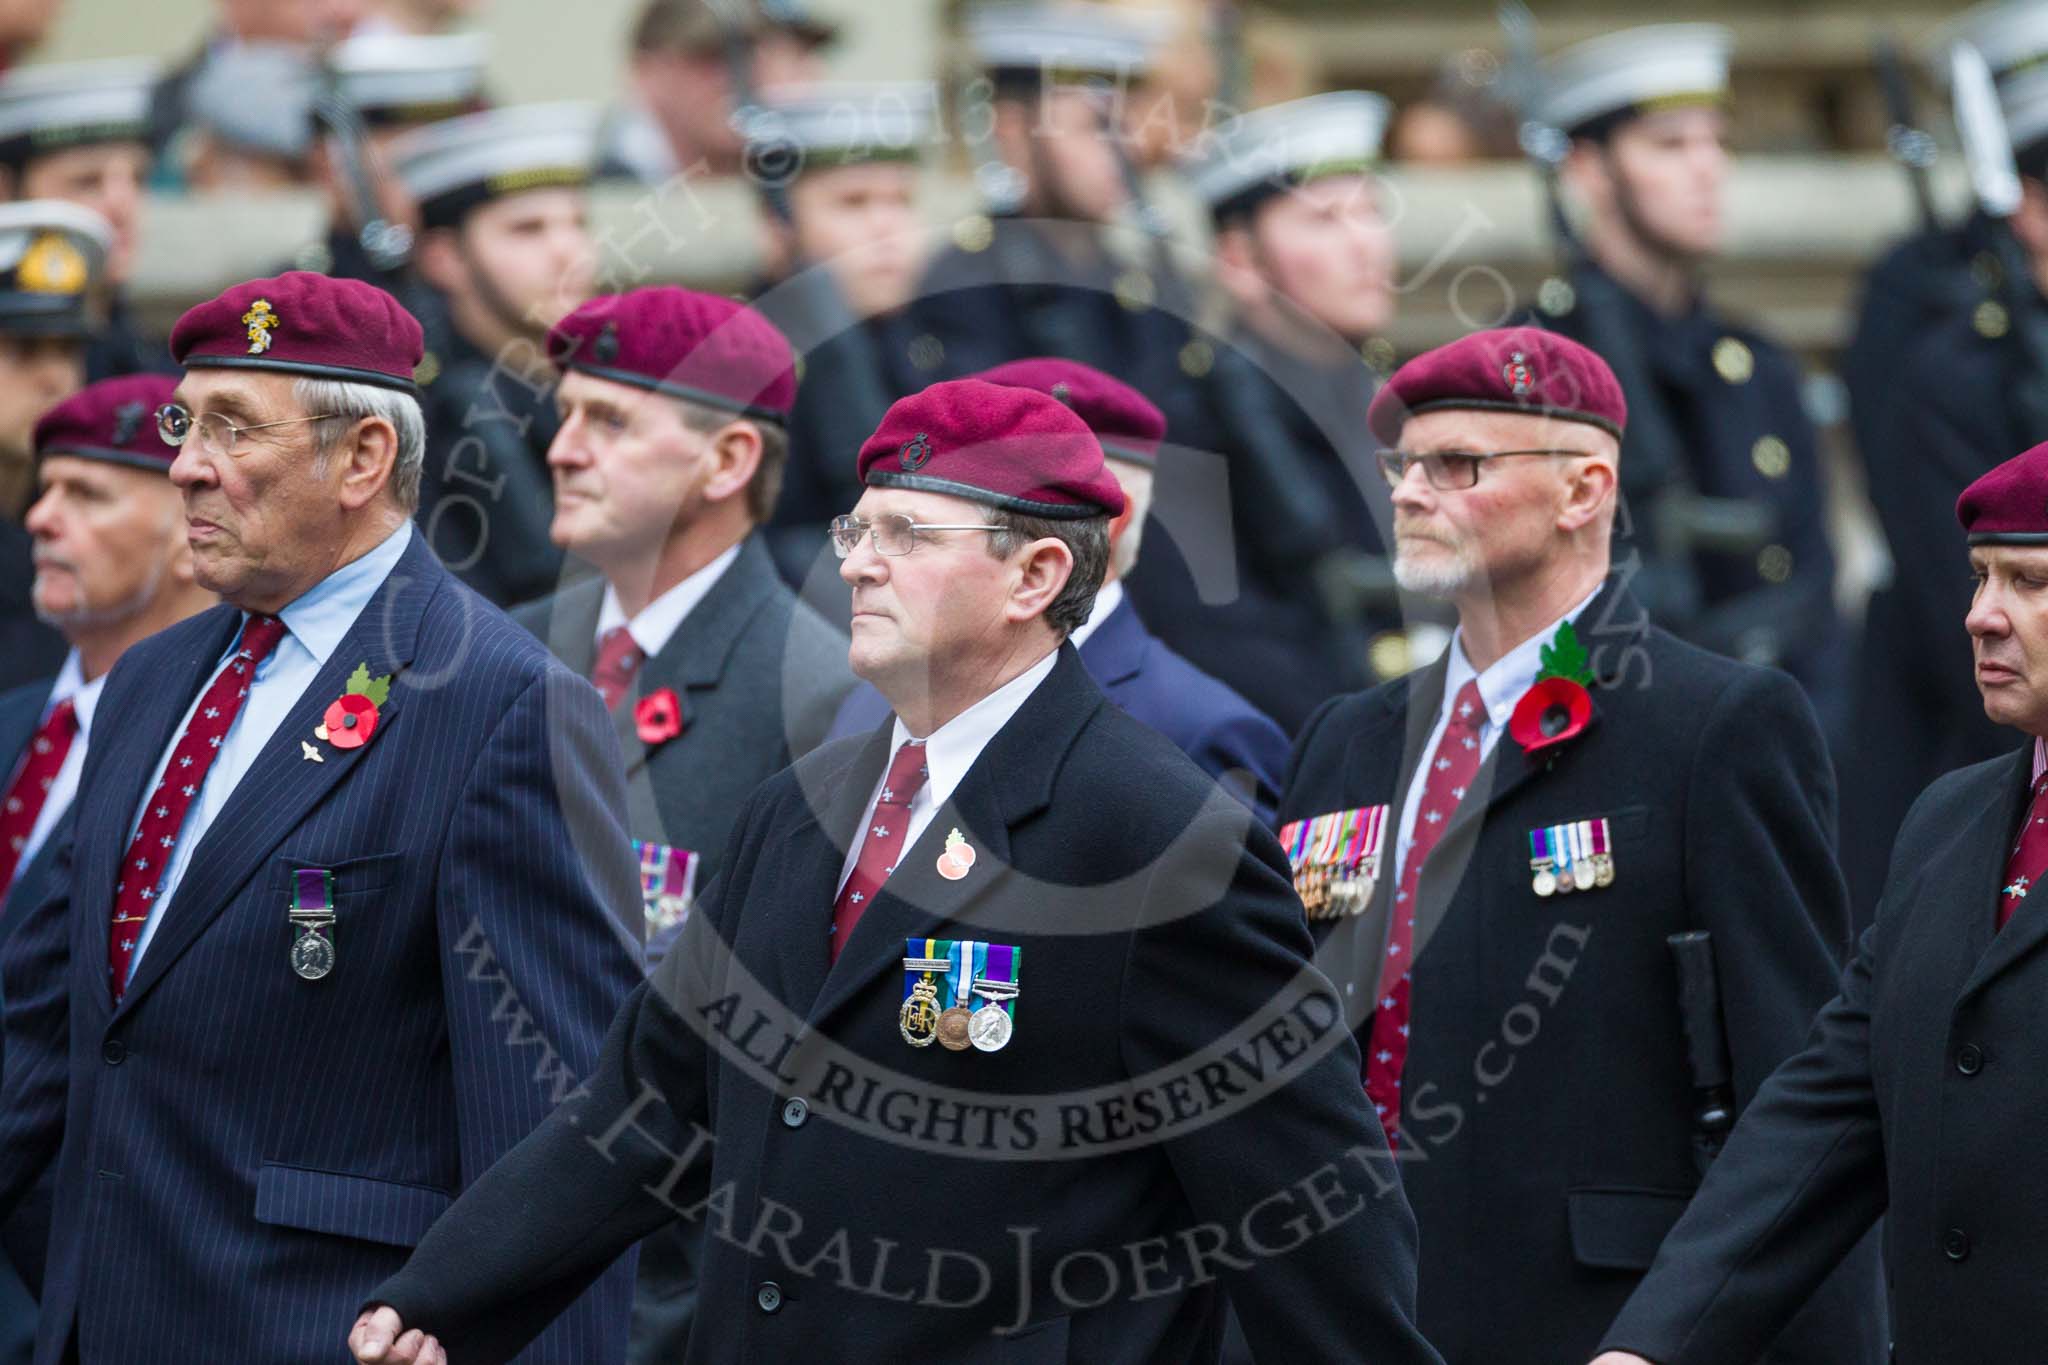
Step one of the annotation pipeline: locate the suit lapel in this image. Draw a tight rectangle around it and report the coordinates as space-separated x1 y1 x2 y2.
804 648 1093 1031
1956 747 2042 1001
114 539 442 1017
616 536 779 777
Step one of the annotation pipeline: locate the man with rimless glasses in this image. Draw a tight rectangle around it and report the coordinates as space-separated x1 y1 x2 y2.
0 271 642 1364
1279 327 1883 1363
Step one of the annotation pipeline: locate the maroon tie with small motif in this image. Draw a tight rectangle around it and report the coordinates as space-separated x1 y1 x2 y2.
0 698 76 901
108 614 288 1001
1999 771 2048 929
1366 679 1487 1147
831 741 930 962
590 625 643 711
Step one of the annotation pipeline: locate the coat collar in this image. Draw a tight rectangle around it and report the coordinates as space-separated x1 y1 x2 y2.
1957 745 2048 1000
792 644 1099 1029
108 531 444 1017
1073 593 1146 689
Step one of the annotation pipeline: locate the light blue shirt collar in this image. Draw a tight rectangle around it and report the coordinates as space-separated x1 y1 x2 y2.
270 521 413 666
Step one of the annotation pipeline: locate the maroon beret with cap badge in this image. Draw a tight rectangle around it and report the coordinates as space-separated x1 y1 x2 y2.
547 286 796 421
1366 326 1627 445
858 379 1126 519
34 372 180 472
1957 441 2048 544
973 358 1165 467
169 271 425 395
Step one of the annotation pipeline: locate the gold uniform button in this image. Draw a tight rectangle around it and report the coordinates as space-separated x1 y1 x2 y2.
1712 337 1754 385
1360 337 1397 374
1178 339 1214 377
1113 269 1156 311
908 334 945 371
1368 631 1413 681
952 214 994 253
1758 545 1794 584
1751 435 1790 479
1975 300 2011 339
1536 276 1577 317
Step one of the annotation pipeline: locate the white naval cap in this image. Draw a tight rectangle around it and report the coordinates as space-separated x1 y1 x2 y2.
389 102 598 229
964 2 1164 82
186 42 317 161
1182 91 1391 218
1936 1 2048 82
737 81 942 168
1536 23 1733 136
327 31 488 126
0 58 157 166
0 199 112 337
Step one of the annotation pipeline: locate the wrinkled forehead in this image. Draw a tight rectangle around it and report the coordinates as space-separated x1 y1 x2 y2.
171 367 300 419
1970 543 2048 575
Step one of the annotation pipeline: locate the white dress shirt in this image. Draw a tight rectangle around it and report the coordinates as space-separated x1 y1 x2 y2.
126 521 413 966
1066 580 1124 650
1392 587 1601 889
594 541 742 659
17 649 105 872
835 647 1060 896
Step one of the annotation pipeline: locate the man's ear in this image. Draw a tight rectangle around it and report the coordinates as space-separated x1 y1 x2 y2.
411 227 464 296
1212 221 1268 312
1558 138 1611 217
332 416 400 512
1558 454 1617 535
702 420 764 507
1004 534 1075 626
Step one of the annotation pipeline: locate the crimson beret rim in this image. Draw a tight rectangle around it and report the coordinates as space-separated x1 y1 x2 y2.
1399 395 1624 440
32 446 171 473
178 353 422 396
863 469 1112 519
560 360 789 425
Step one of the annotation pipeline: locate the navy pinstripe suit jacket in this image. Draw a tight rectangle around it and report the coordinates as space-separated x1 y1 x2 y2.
0 531 643 1363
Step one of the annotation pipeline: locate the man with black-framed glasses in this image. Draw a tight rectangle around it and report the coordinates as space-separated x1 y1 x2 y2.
1279 326 1882 1364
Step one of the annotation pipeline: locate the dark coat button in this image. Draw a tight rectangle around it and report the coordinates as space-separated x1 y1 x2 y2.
1943 1228 1970 1261
756 1281 783 1313
1956 1044 1984 1076
102 1038 125 1066
781 1097 808 1128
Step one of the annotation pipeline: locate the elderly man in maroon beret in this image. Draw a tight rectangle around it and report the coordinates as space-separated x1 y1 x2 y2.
1278 326 1882 1363
0 271 642 1364
1589 439 2048 1363
351 378 1445 1365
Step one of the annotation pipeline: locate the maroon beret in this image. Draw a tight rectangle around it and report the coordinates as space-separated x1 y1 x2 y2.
548 287 796 422
858 379 1126 519
1957 441 2048 544
973 358 1164 467
169 271 424 394
1366 326 1627 445
34 372 181 473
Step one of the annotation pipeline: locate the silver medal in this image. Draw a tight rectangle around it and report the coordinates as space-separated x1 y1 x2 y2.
969 1003 1013 1052
291 929 334 980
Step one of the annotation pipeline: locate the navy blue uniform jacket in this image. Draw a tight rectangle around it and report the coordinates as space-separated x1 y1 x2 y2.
371 646 1445 1365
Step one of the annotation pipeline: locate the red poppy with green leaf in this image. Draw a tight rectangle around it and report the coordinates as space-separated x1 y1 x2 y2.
1510 621 1594 758
315 662 392 751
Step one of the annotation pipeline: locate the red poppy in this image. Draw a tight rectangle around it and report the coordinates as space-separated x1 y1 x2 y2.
1508 676 1592 758
322 692 379 750
636 687 684 746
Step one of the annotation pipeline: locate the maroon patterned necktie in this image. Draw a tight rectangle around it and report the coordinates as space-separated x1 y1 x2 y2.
590 625 643 711
1366 678 1487 1146
830 741 930 961
108 614 289 1001
0 698 77 900
1999 770 2048 930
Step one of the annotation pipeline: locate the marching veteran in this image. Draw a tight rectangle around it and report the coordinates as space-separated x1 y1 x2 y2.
0 272 642 1364
351 379 1445 1365
1277 327 1882 1363
1590 439 2048 1361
